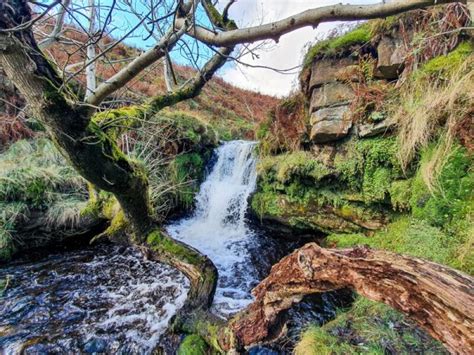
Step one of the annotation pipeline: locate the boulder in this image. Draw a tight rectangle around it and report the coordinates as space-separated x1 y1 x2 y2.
310 105 353 143
309 105 349 125
309 57 358 89
310 82 354 112
358 119 396 138
376 35 406 79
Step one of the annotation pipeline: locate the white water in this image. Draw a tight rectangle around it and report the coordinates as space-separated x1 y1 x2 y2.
167 140 259 316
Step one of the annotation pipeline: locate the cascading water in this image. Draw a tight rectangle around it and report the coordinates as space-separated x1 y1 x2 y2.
0 244 189 354
167 140 260 316
1 140 344 354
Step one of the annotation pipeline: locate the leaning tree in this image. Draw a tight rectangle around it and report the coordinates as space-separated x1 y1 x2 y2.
0 0 472 352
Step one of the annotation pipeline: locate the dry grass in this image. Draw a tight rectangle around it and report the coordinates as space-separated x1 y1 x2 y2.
393 56 473 191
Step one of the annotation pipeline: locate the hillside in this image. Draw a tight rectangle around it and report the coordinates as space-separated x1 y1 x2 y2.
0 21 279 147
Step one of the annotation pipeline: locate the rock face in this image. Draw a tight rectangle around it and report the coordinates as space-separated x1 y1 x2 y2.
310 83 353 112
310 105 353 143
309 58 358 90
376 35 407 79
358 118 396 138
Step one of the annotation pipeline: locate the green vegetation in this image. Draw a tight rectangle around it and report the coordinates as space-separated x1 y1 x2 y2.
415 42 474 80
295 297 446 355
303 23 371 68
177 335 209 355
146 230 204 265
259 151 333 185
324 139 473 274
0 139 87 262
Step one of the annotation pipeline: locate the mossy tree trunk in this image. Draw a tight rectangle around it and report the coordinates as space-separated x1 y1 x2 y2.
0 0 219 314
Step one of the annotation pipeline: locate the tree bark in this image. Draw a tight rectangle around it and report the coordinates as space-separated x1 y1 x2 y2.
228 243 474 354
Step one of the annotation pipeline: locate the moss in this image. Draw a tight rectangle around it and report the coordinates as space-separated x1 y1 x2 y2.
368 16 399 37
295 296 446 355
415 42 474 80
389 179 413 211
177 335 209 355
92 106 146 140
410 143 473 227
327 216 471 274
334 137 403 204
103 209 128 237
147 230 203 265
258 151 333 185
303 23 372 68
251 191 284 219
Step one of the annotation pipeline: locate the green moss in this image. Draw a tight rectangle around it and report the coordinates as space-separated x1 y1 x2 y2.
147 230 203 265
103 209 128 237
258 151 333 185
177 335 209 355
295 296 445 355
389 179 413 211
334 137 403 204
410 143 473 227
251 191 284 219
416 42 474 80
303 23 372 68
368 16 399 37
327 216 471 273
92 106 146 141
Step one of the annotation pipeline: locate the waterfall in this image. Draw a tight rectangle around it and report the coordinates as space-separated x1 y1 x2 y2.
167 140 259 316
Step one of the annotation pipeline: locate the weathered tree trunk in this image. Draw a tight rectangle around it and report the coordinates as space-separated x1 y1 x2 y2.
0 0 218 318
228 243 474 354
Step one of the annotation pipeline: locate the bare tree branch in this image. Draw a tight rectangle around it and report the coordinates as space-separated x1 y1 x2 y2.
177 0 465 46
85 0 97 99
38 0 71 49
149 45 234 113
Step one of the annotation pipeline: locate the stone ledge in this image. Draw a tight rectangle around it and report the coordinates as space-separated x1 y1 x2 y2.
310 82 354 112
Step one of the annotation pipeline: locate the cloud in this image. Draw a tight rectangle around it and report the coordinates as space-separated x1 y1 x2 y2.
219 0 379 97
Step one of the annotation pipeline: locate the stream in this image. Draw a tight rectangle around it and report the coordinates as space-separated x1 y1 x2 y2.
1 140 344 354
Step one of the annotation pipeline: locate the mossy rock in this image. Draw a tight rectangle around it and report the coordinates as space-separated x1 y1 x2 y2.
177 335 209 355
414 41 474 81
303 23 372 68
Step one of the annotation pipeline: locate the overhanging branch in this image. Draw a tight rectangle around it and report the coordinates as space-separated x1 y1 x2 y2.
177 0 465 46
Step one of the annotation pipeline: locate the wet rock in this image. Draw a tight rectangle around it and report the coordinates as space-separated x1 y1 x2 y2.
309 57 358 89
376 35 407 79
252 192 387 235
83 337 107 353
357 119 396 138
310 82 354 112
248 346 280 355
310 105 353 143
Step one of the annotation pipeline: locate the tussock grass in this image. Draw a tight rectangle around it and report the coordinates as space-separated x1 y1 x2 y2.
0 138 86 205
0 139 87 261
393 47 473 193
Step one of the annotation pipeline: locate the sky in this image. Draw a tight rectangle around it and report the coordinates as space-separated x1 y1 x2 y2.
217 0 380 97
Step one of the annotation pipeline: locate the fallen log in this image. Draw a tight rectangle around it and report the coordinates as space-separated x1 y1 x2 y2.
230 243 474 354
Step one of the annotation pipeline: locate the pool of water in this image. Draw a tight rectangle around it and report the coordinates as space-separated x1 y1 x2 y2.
0 244 189 354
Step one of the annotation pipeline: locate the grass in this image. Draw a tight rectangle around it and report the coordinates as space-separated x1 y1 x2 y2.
0 138 88 262
392 43 473 173
295 296 446 355
303 23 372 68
